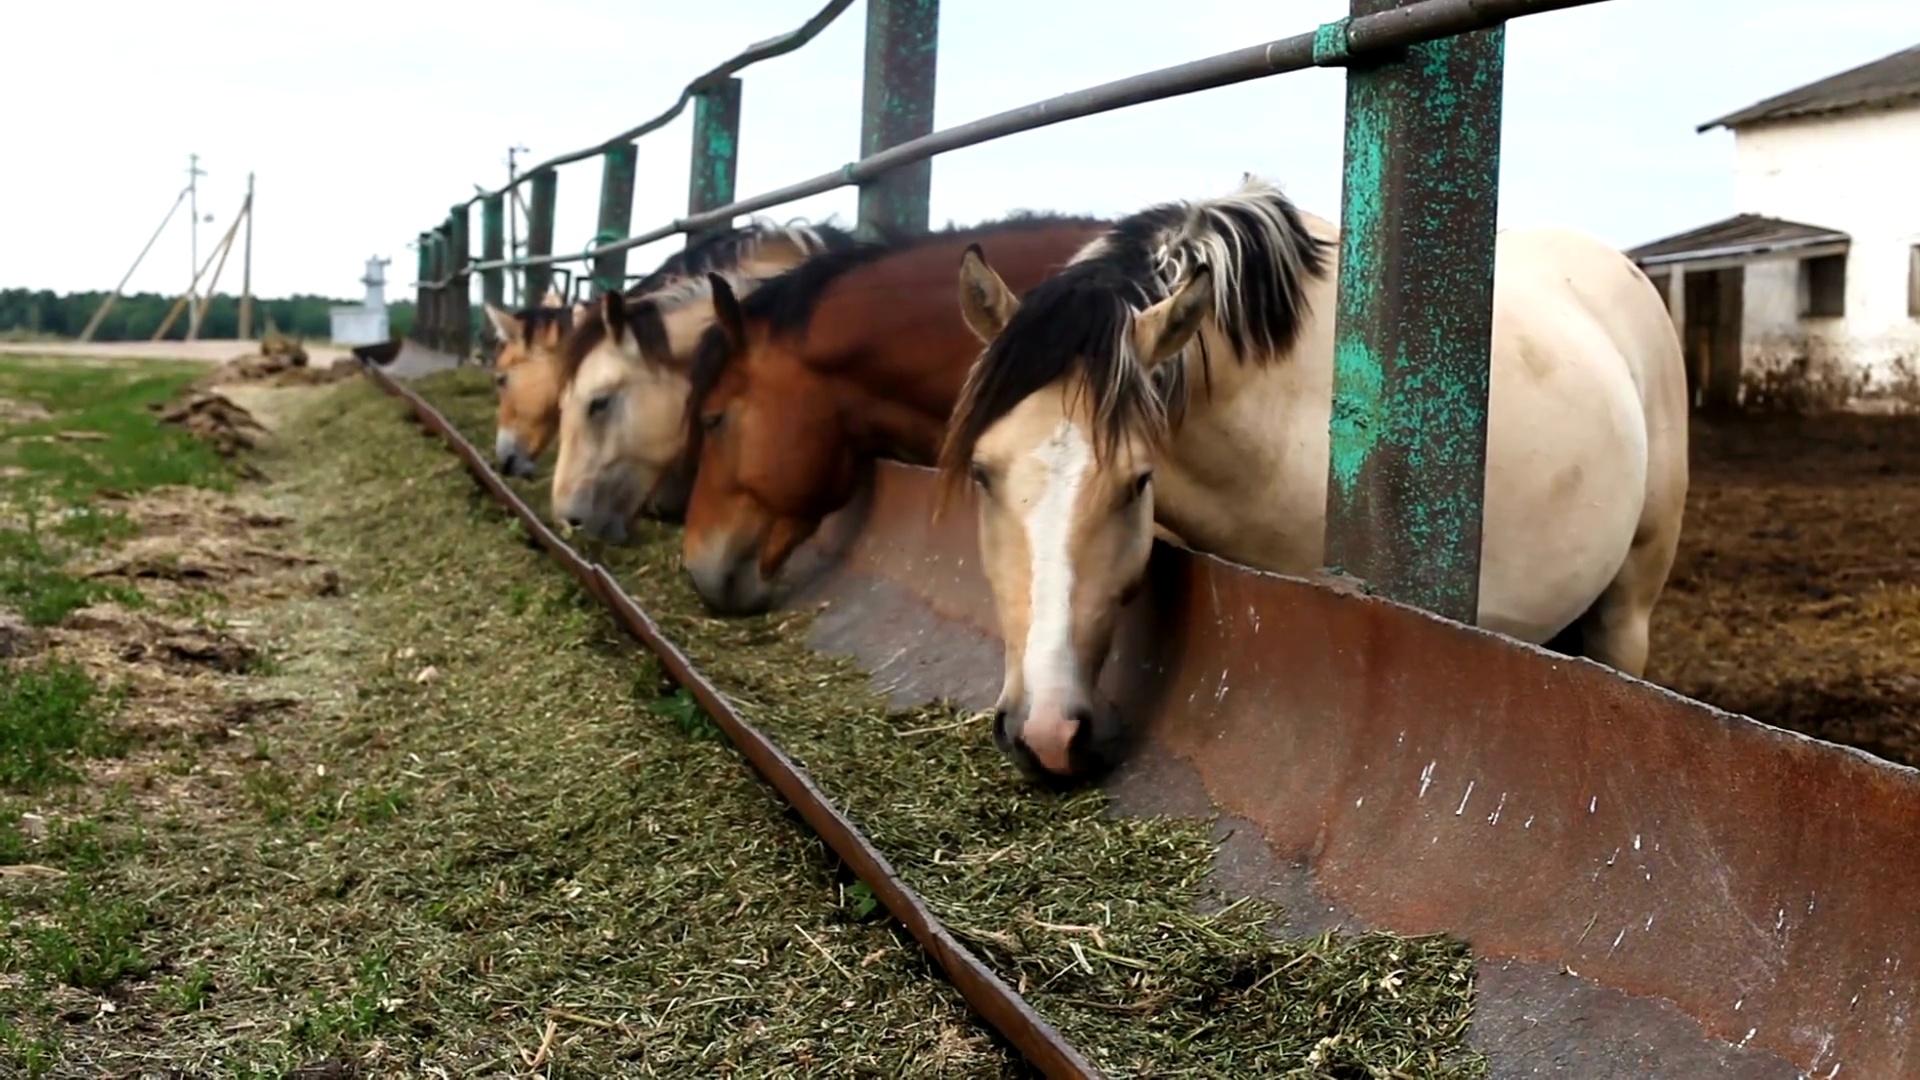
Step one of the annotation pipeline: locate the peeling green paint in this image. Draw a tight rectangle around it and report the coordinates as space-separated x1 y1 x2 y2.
480 195 505 313
1324 5 1506 625
593 144 639 296
857 0 939 237
689 81 741 229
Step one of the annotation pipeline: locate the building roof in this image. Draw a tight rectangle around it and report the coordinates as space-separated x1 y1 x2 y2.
1627 214 1849 268
1699 44 1920 132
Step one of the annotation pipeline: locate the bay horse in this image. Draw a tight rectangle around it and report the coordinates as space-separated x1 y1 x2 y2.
941 176 1690 781
487 219 848 482
681 213 1113 613
548 219 860 538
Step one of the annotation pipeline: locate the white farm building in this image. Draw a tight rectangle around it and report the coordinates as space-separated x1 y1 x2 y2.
1629 44 1920 409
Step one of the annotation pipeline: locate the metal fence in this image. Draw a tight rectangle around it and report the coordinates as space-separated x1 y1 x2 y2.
409 0 1610 640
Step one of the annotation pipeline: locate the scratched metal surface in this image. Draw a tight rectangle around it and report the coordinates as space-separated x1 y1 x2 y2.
797 461 1920 1080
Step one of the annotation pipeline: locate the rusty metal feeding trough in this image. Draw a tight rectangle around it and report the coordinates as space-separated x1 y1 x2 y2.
388 0 1920 1074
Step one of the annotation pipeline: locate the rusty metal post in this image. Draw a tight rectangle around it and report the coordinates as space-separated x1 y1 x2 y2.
446 204 473 362
592 144 638 297
413 233 432 344
1321 1 1505 624
857 0 939 238
686 78 742 249
524 168 558 306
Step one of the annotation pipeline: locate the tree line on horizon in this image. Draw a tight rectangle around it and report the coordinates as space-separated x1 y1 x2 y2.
0 288 420 342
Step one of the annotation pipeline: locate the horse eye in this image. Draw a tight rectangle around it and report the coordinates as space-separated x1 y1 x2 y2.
701 411 725 433
1129 471 1152 500
587 393 613 418
969 462 991 494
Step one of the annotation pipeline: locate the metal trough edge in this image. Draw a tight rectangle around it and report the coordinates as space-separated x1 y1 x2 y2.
359 364 1104 1080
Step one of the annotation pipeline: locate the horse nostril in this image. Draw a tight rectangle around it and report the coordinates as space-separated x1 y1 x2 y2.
563 515 584 529
991 709 1013 751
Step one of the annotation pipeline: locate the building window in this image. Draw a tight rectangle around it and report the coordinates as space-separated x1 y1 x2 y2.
1800 254 1846 318
1909 245 1920 319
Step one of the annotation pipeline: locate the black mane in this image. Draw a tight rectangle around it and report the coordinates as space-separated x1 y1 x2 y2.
680 210 1114 464
940 182 1331 479
627 218 860 297
737 211 1114 338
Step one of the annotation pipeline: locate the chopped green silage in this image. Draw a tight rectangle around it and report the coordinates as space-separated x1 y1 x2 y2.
402 366 1488 1078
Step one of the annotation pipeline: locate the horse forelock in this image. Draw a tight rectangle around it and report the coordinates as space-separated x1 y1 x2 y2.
681 322 737 466
939 179 1330 489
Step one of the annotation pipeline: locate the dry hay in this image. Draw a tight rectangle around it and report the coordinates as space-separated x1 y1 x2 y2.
196 353 360 392
81 486 340 604
152 389 269 458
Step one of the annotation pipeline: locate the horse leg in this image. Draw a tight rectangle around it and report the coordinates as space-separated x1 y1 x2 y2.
1567 518 1683 681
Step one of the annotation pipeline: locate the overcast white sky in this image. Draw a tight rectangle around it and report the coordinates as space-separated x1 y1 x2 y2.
4 0 1918 301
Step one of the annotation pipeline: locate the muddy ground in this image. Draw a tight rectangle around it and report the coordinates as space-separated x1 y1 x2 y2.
1647 410 1920 768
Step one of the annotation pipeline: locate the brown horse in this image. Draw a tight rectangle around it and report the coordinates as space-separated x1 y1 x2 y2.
681 213 1112 614
486 296 582 477
548 220 860 536
488 219 850 480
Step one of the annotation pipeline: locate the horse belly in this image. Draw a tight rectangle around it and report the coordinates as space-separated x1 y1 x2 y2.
1475 325 1648 644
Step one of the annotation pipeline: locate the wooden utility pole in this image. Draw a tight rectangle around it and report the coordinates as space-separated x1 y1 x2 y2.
80 187 188 342
186 153 207 339
238 172 256 339
153 194 247 342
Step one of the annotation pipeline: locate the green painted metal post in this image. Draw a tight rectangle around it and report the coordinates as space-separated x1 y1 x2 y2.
524 168 558 306
1321 0 1505 624
428 228 450 352
593 144 639 297
857 0 939 238
480 194 505 339
686 78 742 249
413 233 432 345
446 205 473 362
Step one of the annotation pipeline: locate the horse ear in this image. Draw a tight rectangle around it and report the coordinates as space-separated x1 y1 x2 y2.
709 272 746 351
484 303 523 345
599 290 627 343
570 301 590 327
958 244 1018 345
1132 266 1214 371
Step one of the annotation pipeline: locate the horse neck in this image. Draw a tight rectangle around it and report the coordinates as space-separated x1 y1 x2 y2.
1152 268 1341 570
803 223 1110 458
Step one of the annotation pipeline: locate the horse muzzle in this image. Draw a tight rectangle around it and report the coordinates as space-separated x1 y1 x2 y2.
494 431 539 479
685 547 775 616
993 696 1126 787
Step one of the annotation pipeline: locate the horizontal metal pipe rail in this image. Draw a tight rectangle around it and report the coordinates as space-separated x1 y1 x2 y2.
361 360 1104 1080
420 0 1604 287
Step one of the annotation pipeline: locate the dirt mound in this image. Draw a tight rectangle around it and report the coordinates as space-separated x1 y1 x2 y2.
154 390 268 457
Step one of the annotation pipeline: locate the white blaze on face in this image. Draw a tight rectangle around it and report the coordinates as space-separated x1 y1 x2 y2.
1020 420 1093 710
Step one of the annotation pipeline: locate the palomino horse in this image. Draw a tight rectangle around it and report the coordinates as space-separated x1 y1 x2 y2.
486 220 848 482
941 176 1690 781
548 220 859 538
680 213 1113 613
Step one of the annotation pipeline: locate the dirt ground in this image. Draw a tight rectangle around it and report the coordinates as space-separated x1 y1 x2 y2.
1647 410 1920 768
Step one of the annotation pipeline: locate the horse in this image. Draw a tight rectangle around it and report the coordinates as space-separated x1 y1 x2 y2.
939 176 1690 782
548 219 861 538
487 219 850 482
486 295 583 478
680 212 1114 614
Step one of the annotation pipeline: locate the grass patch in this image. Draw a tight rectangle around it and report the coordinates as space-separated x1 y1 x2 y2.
0 660 118 790
403 368 1488 1075
0 521 144 625
0 356 229 503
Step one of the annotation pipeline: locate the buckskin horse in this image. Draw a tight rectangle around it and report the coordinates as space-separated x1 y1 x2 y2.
546 220 860 536
678 212 1113 613
487 219 851 481
938 176 1690 781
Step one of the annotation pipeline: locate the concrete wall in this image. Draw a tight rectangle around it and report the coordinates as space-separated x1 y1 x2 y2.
1733 105 1920 385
